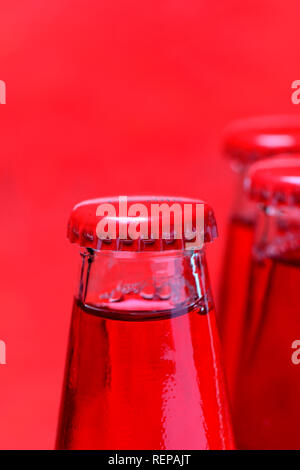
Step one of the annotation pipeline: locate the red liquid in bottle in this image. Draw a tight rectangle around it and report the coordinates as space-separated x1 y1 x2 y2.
218 215 254 399
234 251 300 449
56 298 234 450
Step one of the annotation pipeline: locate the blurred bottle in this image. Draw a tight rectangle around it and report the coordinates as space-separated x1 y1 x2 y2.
234 157 300 449
56 196 234 450
218 116 300 402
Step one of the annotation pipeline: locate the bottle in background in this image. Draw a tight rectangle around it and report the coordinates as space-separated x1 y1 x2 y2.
234 157 300 449
218 116 300 401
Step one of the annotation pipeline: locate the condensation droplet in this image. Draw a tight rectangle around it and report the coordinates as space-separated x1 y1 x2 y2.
140 283 155 300
109 290 124 303
157 283 171 300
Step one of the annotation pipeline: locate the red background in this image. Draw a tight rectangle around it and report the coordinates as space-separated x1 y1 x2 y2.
0 0 299 449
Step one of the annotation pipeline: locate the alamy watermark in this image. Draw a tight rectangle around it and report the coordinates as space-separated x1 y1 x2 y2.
291 340 300 364
0 80 6 104
291 80 300 104
0 340 6 364
95 196 205 250
0 80 7 364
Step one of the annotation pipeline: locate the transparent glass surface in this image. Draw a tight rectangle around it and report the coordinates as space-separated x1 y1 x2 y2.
56 249 234 450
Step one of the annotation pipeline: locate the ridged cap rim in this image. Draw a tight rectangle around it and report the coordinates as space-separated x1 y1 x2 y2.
67 196 218 251
245 156 300 207
223 115 300 164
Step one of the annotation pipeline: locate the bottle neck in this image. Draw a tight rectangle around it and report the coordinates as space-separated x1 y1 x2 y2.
58 246 233 450
76 248 214 320
253 204 300 262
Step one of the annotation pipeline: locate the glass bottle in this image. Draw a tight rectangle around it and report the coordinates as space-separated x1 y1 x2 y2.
234 157 300 449
56 196 234 450
218 115 300 402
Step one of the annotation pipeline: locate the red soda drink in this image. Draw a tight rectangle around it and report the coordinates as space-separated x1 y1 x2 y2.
234 157 300 449
56 196 234 450
218 116 300 402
